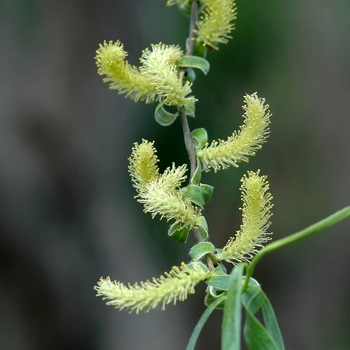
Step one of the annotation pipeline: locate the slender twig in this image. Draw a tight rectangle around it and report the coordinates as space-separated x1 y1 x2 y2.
179 2 215 271
180 107 197 179
242 206 350 291
186 1 199 56
180 1 199 180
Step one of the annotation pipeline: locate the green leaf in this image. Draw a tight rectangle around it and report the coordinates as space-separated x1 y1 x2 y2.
241 279 284 349
261 292 285 350
195 216 208 240
205 264 228 290
222 264 244 350
177 55 210 75
243 308 280 350
168 222 189 243
184 184 205 208
189 242 215 260
154 103 178 126
184 67 196 83
193 42 207 58
241 281 264 315
200 184 213 204
191 162 202 185
191 128 208 149
186 296 226 350
184 99 195 117
213 263 227 275
206 275 230 291
177 2 192 16
204 291 226 309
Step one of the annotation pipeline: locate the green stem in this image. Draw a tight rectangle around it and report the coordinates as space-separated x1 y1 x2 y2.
243 206 350 290
180 1 198 180
180 2 215 271
180 107 197 180
186 1 199 56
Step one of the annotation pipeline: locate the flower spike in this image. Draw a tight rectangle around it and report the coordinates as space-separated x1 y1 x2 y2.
194 0 237 50
95 41 158 103
94 262 209 313
140 43 196 109
128 140 201 229
196 93 271 172
128 139 160 193
138 169 201 230
215 170 273 263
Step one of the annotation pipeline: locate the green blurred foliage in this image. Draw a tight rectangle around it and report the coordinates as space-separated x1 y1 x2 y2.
0 0 349 349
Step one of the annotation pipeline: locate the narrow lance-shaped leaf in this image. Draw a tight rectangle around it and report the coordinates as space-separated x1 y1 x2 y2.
177 56 210 75
189 242 215 260
155 103 178 126
222 264 244 350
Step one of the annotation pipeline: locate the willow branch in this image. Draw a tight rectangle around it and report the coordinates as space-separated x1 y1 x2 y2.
186 1 199 56
243 206 350 291
180 107 197 179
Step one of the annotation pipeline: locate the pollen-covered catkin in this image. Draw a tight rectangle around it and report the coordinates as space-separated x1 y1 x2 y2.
138 174 201 230
128 139 160 192
215 170 273 263
128 140 200 229
94 262 209 313
140 43 195 108
194 0 237 50
95 41 158 103
196 93 271 172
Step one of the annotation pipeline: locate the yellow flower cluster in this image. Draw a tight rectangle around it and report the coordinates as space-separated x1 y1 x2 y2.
129 140 202 230
196 93 271 172
195 0 237 50
94 262 209 313
128 140 159 191
140 44 195 108
216 171 273 263
96 41 195 108
95 40 158 103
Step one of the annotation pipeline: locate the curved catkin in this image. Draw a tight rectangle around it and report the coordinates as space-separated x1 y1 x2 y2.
196 93 271 172
194 0 237 50
215 170 273 263
128 139 199 229
128 139 160 192
94 262 209 313
138 177 201 230
95 40 158 103
139 43 195 108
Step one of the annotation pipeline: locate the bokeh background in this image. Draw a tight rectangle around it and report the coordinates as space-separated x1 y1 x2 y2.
1 0 350 349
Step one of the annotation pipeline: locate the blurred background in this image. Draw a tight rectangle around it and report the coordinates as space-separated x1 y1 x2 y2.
0 0 350 349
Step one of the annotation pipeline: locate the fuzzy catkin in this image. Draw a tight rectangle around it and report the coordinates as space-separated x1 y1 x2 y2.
128 139 160 192
95 262 209 313
195 0 237 50
216 171 273 263
140 43 195 108
197 93 271 172
95 41 158 103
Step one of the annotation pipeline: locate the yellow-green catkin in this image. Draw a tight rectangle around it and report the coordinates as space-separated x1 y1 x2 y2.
138 173 201 229
94 262 209 313
196 93 271 172
128 140 160 193
140 43 195 108
216 171 273 263
128 140 200 229
194 0 237 50
95 41 158 103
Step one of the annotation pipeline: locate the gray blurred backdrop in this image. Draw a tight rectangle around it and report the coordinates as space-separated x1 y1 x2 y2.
1 0 350 349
